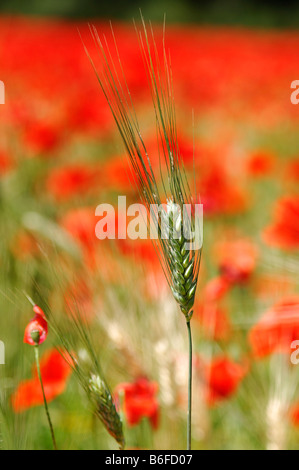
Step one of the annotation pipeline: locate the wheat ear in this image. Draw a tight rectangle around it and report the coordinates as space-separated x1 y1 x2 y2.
84 13 202 450
89 375 125 449
45 302 125 449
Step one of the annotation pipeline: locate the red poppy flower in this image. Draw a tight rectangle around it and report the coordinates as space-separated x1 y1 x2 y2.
195 302 231 341
23 121 63 155
60 207 97 252
203 276 232 301
246 150 275 177
286 158 299 182
205 356 248 405
290 403 299 426
0 150 13 174
65 92 114 134
11 348 73 412
101 157 134 192
263 196 299 250
61 206 121 250
46 164 100 201
214 238 258 284
198 164 248 216
146 134 194 168
24 306 48 346
32 305 47 319
115 377 159 429
118 238 159 266
249 297 299 358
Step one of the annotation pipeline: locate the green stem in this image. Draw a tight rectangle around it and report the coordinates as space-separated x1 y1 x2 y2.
186 320 192 450
34 346 58 450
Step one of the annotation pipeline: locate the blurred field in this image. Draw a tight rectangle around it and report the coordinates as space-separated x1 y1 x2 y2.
0 16 299 450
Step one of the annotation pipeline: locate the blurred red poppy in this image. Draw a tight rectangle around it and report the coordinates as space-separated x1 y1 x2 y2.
195 302 231 341
290 403 299 427
246 150 275 177
61 207 96 250
0 150 13 174
118 237 158 266
101 157 134 192
205 356 248 405
46 164 100 201
115 377 159 429
263 196 299 250
23 121 63 156
199 165 248 216
203 276 232 301
12 348 72 412
249 297 299 358
65 91 114 135
286 158 299 182
214 238 258 284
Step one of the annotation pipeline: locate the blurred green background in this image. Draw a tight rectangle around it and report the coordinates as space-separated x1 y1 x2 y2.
0 0 299 28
